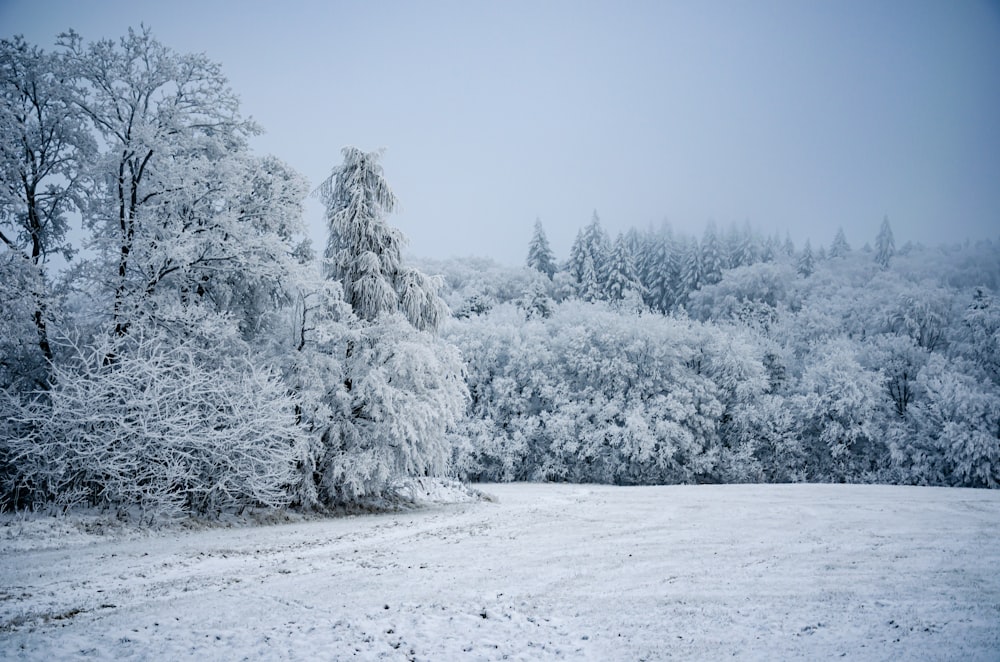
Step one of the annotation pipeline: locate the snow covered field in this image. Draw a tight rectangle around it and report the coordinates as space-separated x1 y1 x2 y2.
2 483 998 660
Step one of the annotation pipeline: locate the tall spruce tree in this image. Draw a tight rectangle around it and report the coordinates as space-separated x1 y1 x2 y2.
875 216 895 270
526 218 557 279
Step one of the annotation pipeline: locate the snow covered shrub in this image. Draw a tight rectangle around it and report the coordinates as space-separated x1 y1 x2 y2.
791 339 890 482
686 261 801 328
3 330 306 519
447 301 771 485
902 355 1000 487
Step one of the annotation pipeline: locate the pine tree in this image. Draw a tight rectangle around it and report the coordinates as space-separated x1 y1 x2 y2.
875 216 895 270
643 227 678 312
564 228 586 286
605 233 644 301
732 221 758 269
579 253 604 302
679 236 703 299
797 240 815 277
783 233 796 258
760 234 777 263
564 210 609 299
701 222 724 285
830 227 851 258
526 218 557 279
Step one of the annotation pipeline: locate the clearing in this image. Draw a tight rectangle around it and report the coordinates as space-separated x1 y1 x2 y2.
1 483 998 660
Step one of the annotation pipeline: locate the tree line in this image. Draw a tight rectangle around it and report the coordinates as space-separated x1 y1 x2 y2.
430 214 999 488
2 28 997 522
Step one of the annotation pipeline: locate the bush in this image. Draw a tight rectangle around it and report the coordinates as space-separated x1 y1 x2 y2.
2 330 306 520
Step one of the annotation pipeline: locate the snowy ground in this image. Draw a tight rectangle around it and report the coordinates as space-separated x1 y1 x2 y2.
2 483 999 660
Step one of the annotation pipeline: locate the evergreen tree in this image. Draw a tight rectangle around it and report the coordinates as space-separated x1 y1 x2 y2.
526 218 557 279
643 226 679 312
732 221 758 269
759 234 777 263
797 240 815 277
875 216 895 270
783 233 796 258
605 233 644 302
679 236 703 300
564 210 609 300
830 227 851 258
564 228 586 286
701 222 724 285
579 253 604 302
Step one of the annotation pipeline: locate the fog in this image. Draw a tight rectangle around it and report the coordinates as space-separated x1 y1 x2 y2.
5 0 999 263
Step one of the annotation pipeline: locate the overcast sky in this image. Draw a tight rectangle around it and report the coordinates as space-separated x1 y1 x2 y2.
3 0 999 264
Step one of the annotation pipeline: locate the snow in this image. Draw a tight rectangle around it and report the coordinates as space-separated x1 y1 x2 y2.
2 483 998 660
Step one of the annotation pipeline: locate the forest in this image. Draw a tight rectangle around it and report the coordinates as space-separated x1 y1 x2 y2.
2 28 998 522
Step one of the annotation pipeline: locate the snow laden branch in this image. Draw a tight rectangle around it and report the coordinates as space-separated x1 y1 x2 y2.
2 330 306 520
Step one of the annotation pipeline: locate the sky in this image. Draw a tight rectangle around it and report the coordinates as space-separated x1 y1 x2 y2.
2 0 999 265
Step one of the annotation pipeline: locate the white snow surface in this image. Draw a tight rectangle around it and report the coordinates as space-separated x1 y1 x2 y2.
2 482 998 660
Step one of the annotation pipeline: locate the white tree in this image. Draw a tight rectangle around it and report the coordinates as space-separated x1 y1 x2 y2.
905 355 1000 487
304 147 467 505
59 27 265 338
319 147 446 331
700 222 725 285
0 36 94 375
526 218 557 279
829 227 851 258
563 211 609 300
796 240 815 277
604 233 644 302
875 215 895 270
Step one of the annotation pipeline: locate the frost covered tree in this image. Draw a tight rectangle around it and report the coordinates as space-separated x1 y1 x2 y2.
526 218 557 279
604 233 644 302
792 339 888 481
782 233 796 258
797 240 815 277
701 222 725 286
904 355 1000 487
829 227 851 258
955 288 1000 384
305 147 466 505
729 222 758 269
679 236 703 300
319 146 446 331
2 327 306 517
59 27 264 338
0 37 94 378
564 211 609 300
875 216 895 270
640 227 679 312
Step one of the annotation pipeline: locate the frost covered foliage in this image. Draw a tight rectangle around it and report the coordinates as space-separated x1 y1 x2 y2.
319 147 447 332
436 221 1000 488
281 284 468 507
1 330 306 519
275 148 470 507
447 301 769 484
318 316 468 503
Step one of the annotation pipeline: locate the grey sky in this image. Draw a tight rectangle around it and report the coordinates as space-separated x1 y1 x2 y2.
3 0 999 264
